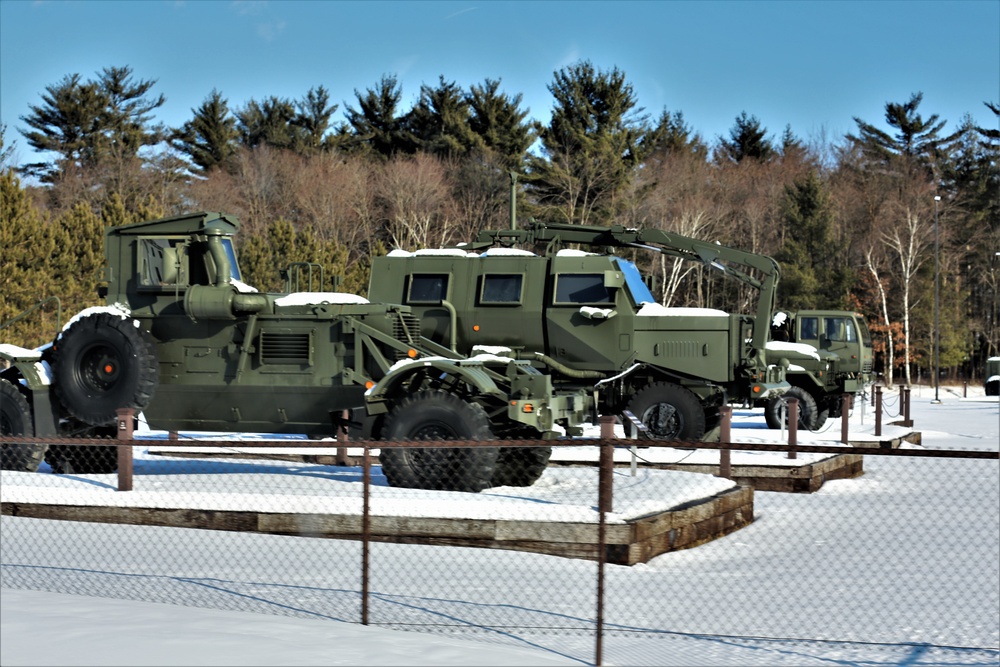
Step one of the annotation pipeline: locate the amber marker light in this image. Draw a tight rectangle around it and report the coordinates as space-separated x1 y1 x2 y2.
365 381 375 389
522 404 534 413
752 385 762 394
407 349 417 358
473 325 480 331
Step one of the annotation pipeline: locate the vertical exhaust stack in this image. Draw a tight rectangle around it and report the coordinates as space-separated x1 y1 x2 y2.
509 171 518 231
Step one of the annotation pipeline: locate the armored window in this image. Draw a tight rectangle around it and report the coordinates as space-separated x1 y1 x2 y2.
799 317 819 340
139 238 186 288
407 274 449 304
825 317 855 342
480 274 523 304
554 274 614 304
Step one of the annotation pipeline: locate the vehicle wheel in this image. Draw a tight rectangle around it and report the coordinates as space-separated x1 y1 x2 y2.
986 380 999 397
491 445 552 487
379 390 498 492
814 408 830 430
625 382 706 441
0 378 47 472
53 312 159 426
765 387 820 431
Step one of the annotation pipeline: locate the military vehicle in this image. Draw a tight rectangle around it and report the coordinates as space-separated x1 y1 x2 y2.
764 310 874 430
365 221 789 442
0 211 595 492
986 357 1000 396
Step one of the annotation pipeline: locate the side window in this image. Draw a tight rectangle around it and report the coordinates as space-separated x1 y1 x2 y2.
139 238 186 288
407 274 449 304
480 274 523 305
799 317 819 340
554 274 614 304
825 317 855 342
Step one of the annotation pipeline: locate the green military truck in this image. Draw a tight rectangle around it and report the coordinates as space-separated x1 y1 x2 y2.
366 220 789 442
0 211 594 492
764 309 874 430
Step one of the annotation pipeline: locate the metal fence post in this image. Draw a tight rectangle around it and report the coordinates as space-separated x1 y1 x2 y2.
596 414 616 667
719 406 732 479
904 387 911 426
841 393 850 445
362 443 371 626
116 408 134 492
787 398 798 459
875 385 883 437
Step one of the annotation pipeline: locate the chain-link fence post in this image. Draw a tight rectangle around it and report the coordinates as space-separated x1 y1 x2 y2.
362 443 371 626
841 393 851 444
719 405 732 479
787 398 798 459
904 387 911 426
875 385 883 437
116 407 134 492
596 414 616 666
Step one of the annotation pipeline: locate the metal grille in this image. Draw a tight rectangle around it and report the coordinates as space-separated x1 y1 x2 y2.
259 332 311 365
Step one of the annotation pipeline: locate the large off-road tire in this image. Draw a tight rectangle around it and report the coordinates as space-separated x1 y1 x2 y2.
378 390 498 492
765 386 820 431
487 424 552 487
625 382 706 441
491 445 552 487
986 380 999 397
53 313 159 426
0 378 47 472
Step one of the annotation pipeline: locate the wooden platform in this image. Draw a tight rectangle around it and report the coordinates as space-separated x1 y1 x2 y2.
1 485 753 566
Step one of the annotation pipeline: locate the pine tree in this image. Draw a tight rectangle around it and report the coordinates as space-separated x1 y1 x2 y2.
774 172 851 309
467 78 536 172
642 108 707 161
847 92 961 179
19 66 166 183
172 89 239 174
717 112 774 163
529 61 647 225
342 75 412 158
236 96 298 150
0 171 61 347
405 77 480 158
291 86 337 154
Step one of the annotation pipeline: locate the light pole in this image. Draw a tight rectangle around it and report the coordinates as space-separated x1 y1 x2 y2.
932 195 942 404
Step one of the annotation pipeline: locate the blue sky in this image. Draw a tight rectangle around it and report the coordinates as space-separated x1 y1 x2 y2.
1 0 997 165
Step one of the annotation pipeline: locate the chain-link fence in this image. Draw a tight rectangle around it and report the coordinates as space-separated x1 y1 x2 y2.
2 401 999 666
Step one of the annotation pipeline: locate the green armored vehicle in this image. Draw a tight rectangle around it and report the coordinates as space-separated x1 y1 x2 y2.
1 212 593 492
764 310 874 430
366 221 789 441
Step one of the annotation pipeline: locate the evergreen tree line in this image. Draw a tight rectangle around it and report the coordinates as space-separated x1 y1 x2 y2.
1 63 998 385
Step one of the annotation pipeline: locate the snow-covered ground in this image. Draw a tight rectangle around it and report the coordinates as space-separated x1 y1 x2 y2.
2 384 998 666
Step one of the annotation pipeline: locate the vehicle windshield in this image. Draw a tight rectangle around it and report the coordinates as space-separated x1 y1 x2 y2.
222 237 242 282
857 316 873 347
616 259 656 306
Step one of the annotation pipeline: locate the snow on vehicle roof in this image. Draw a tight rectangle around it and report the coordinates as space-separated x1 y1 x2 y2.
274 293 369 307
412 248 477 257
481 248 537 257
765 341 822 360
555 249 598 257
637 303 728 317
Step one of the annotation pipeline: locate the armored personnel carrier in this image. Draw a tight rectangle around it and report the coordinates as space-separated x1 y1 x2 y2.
1 212 593 492
366 221 790 441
